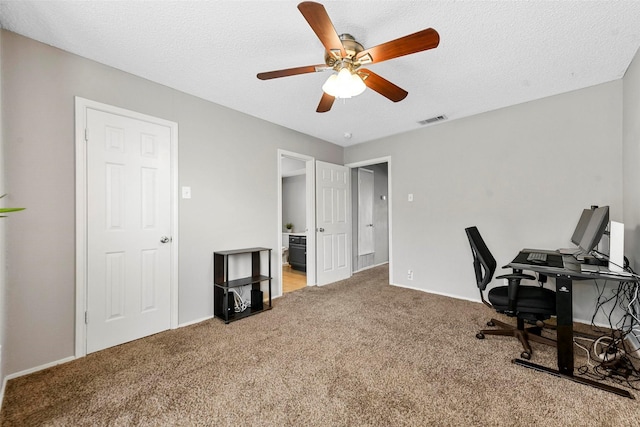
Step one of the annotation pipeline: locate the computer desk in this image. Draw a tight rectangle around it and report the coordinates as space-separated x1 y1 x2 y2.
508 249 637 399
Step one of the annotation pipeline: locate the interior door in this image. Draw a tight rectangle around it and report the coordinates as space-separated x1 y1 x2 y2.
358 168 374 256
316 161 351 285
86 108 172 353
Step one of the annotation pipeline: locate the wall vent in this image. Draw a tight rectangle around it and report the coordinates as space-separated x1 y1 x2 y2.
418 115 448 125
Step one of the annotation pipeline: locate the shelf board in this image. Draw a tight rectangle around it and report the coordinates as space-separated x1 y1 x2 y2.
217 305 272 324
214 247 271 256
215 275 271 288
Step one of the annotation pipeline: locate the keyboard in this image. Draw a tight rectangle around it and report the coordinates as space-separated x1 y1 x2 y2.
527 252 547 263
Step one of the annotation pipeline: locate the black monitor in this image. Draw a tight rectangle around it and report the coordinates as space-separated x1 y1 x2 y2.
578 206 609 254
571 209 593 246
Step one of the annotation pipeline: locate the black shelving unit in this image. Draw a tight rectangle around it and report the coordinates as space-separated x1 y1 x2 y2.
213 247 272 323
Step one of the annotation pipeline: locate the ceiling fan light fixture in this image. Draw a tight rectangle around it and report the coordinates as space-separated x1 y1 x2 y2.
322 67 366 99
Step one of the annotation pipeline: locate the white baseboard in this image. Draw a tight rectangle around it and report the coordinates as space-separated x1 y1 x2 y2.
390 281 481 304
1 354 77 412
0 314 220 411
178 315 213 328
353 261 389 274
390 282 629 332
4 355 76 383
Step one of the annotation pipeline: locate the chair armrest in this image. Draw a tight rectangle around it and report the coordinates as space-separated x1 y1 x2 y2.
495 273 536 315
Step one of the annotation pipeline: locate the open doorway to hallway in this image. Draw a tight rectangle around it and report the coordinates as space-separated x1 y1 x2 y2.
278 150 315 295
282 265 306 293
349 160 390 273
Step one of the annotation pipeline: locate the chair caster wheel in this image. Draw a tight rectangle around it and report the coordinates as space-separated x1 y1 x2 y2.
487 321 495 327
476 333 485 339
521 351 531 360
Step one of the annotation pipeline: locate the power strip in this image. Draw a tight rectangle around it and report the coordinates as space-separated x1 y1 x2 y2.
593 336 625 363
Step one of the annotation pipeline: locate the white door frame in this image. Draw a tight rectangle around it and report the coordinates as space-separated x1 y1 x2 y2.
345 156 393 281
277 150 316 295
74 97 179 358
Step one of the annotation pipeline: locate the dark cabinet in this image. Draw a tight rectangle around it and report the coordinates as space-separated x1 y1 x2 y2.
289 235 306 272
213 247 272 324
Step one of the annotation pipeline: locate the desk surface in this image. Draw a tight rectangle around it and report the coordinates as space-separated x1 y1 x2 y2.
508 249 635 282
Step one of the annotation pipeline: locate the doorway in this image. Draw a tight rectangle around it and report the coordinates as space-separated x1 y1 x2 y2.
278 150 316 295
347 158 391 274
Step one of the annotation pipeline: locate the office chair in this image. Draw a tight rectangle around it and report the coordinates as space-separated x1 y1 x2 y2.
465 226 556 360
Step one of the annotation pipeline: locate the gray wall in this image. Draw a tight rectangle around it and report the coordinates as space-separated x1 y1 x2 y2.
0 31 6 389
345 81 624 325
624 47 640 272
622 46 640 347
3 27 640 380
1 30 343 376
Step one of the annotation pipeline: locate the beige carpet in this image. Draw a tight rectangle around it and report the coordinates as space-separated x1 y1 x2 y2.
2 265 640 426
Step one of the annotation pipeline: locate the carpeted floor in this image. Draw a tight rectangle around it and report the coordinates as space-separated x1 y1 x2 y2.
2 265 640 426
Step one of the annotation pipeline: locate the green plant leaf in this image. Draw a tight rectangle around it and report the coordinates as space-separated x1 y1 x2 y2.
0 195 25 215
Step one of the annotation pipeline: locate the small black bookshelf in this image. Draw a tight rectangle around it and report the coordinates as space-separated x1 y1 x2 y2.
213 247 272 323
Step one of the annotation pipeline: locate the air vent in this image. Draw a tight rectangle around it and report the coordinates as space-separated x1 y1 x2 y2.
418 115 448 125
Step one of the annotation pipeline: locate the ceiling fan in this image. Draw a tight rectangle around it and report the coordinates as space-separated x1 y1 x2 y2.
257 1 440 113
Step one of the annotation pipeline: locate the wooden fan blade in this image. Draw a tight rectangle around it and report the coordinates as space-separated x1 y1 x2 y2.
298 2 346 58
316 92 335 113
356 28 439 64
359 69 408 102
257 64 328 80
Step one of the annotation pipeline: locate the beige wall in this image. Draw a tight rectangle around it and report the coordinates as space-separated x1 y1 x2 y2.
345 80 624 325
1 30 343 376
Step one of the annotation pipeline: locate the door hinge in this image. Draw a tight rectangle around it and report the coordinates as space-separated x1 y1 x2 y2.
84 128 89 142
85 311 89 324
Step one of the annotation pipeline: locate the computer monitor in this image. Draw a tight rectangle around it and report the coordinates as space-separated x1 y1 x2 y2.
578 206 609 254
571 209 593 246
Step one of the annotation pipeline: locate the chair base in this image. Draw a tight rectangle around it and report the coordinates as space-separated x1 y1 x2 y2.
477 318 556 359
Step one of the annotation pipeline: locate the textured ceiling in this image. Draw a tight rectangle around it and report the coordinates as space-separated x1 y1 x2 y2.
2 1 640 147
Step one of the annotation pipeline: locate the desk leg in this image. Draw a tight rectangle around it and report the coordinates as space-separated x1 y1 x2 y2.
513 275 634 399
555 277 573 375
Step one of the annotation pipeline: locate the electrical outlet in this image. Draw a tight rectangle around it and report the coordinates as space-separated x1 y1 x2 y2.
407 269 413 280
181 186 191 199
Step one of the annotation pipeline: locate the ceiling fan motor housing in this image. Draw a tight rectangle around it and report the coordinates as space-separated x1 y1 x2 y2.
324 33 365 70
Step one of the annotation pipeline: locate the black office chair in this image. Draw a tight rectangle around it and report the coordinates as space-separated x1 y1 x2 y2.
465 226 556 360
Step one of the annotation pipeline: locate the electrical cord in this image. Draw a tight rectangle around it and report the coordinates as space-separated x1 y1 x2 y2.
574 272 640 390
229 288 249 313
573 336 596 368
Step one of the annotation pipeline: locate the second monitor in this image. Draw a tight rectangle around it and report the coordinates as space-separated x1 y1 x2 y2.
578 205 609 257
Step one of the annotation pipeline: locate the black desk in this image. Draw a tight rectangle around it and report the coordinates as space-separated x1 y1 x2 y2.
508 249 636 399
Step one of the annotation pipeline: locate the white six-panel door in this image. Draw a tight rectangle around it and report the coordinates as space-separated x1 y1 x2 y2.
86 108 172 353
316 161 351 285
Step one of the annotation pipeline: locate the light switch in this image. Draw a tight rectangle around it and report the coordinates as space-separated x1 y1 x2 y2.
182 186 191 199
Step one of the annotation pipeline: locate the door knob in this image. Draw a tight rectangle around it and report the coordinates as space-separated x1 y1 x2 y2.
160 236 171 243
317 228 325 232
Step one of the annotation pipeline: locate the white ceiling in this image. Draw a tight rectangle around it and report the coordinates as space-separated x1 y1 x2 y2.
2 1 640 147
